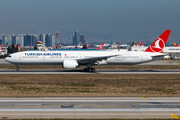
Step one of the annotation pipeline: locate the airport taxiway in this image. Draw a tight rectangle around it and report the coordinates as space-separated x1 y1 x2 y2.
0 69 180 74
0 59 179 65
0 97 179 119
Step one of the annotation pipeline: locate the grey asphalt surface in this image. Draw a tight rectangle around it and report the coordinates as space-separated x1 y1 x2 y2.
0 97 179 119
1 69 180 74
0 59 179 65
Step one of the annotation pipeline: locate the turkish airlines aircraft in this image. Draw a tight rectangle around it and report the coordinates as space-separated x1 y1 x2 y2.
5 30 171 72
0 45 2 52
138 42 143 47
97 43 104 50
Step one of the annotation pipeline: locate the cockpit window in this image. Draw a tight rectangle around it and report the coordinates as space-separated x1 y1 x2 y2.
7 55 11 57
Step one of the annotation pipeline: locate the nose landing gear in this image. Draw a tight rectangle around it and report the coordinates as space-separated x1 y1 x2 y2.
14 64 19 71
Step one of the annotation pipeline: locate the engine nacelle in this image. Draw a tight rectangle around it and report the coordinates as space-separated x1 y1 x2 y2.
62 60 78 69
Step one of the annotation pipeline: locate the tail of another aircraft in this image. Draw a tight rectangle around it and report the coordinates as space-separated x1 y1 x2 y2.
18 44 21 51
86 43 89 48
97 43 104 50
36 41 49 51
0 45 2 50
145 30 171 53
139 42 143 47
173 41 177 46
51 46 54 49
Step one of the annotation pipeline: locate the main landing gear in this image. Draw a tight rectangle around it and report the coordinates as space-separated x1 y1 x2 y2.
84 63 95 72
84 68 95 72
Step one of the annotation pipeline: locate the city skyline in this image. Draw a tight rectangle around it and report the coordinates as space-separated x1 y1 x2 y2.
0 0 180 43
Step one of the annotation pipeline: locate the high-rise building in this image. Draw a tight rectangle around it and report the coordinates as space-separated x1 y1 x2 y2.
52 35 55 46
45 34 53 47
73 31 79 45
80 34 86 45
12 34 16 45
3 34 12 45
16 34 24 47
39 34 46 44
24 34 31 46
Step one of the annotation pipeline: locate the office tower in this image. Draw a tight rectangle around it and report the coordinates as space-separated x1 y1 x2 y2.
45 34 53 47
3 34 12 45
52 34 55 46
16 34 24 47
80 34 86 45
12 35 16 45
73 31 79 45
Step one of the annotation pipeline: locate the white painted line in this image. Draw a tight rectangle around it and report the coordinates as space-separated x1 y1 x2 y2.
0 108 180 111
0 100 179 102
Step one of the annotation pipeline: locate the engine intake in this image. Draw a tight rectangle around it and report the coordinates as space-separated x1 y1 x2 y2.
63 60 78 69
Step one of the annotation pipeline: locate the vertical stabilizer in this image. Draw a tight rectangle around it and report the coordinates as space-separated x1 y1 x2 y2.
145 30 171 53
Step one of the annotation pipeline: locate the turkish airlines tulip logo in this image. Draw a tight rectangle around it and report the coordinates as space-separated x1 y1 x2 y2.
150 38 165 53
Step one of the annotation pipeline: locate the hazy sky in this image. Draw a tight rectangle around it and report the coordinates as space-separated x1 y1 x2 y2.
0 0 180 43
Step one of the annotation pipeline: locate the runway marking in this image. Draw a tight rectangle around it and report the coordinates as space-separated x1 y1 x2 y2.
0 100 179 102
141 97 147 99
0 108 180 111
101 73 104 75
170 114 180 119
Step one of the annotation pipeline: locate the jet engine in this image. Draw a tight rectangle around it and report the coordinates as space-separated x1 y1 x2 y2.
62 60 78 69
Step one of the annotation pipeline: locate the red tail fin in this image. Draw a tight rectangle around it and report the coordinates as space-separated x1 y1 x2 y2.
18 44 21 51
0 45 2 50
145 30 171 53
86 43 89 48
51 46 54 49
97 43 104 50
139 42 143 47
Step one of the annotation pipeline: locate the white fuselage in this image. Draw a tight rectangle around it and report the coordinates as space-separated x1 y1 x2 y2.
5 50 164 67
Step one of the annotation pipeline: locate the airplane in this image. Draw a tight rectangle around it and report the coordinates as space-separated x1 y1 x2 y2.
16 44 21 51
5 30 171 72
172 41 180 47
97 43 104 50
76 43 83 49
36 41 49 51
0 45 2 52
86 43 89 48
51 46 54 49
138 42 143 47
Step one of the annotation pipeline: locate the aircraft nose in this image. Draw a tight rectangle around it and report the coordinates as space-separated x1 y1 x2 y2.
4 57 11 63
4 57 8 62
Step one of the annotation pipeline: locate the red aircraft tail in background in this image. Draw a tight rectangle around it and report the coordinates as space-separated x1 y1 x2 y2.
18 44 21 51
86 43 89 48
97 43 104 50
173 41 180 47
51 46 54 49
139 42 143 47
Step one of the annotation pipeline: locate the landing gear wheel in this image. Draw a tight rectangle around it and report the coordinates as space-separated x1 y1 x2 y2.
90 68 95 72
84 68 95 72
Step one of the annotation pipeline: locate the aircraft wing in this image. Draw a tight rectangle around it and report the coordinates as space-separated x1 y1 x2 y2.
77 55 117 63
